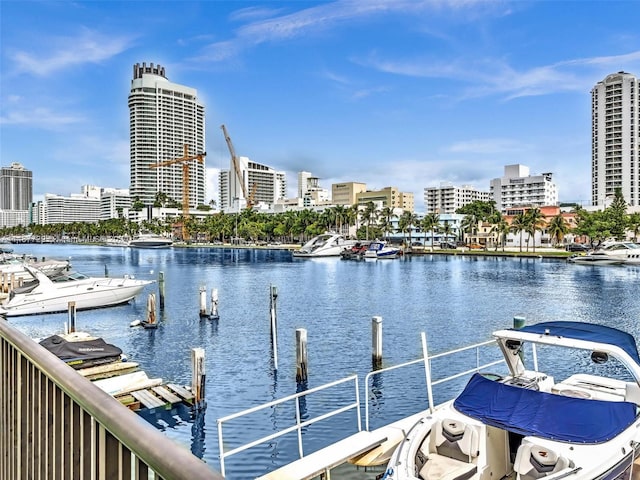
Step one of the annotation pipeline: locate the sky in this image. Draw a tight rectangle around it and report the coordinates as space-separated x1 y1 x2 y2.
1 1 640 211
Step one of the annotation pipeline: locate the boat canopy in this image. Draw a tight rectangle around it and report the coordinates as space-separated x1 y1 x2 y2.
514 321 640 367
454 373 637 444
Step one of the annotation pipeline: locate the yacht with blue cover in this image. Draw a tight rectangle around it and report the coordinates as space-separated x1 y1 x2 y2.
383 321 640 480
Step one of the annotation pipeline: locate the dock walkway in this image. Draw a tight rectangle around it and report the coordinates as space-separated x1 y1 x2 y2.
256 412 425 480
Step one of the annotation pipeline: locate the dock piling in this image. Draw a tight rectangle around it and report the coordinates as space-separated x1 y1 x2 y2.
68 301 77 333
191 347 206 410
104 264 109 277
158 271 165 310
372 316 383 369
209 288 219 320
199 286 207 318
142 293 157 329
270 285 278 370
296 328 308 382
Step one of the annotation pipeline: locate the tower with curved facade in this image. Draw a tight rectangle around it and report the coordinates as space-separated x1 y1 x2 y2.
128 63 206 208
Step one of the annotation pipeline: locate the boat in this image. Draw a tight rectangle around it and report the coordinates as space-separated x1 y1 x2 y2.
363 240 401 259
340 241 371 260
129 234 173 249
0 266 153 317
292 233 357 258
567 252 624 265
0 253 70 281
591 241 640 265
383 321 640 480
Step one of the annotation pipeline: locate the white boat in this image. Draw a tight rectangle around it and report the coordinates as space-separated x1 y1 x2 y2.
383 321 640 480
592 241 640 265
567 252 624 265
363 240 401 259
0 253 70 281
0 266 153 317
292 233 357 257
129 234 173 249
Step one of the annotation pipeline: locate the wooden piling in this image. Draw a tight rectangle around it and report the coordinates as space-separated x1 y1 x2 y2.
270 285 278 370
158 271 165 309
104 264 109 277
199 286 207 318
296 328 308 382
68 301 77 333
142 293 157 329
191 347 206 410
209 288 219 320
372 316 383 369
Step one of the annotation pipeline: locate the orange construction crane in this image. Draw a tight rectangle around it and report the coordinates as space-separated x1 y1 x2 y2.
220 124 256 209
150 144 206 241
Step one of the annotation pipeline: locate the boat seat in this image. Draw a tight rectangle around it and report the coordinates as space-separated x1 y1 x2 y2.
419 418 479 480
513 443 571 480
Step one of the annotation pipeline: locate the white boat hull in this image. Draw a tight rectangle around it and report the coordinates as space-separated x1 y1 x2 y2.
0 270 153 317
293 233 356 257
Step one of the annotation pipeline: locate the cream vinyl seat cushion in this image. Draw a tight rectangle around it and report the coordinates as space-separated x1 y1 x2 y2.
419 418 479 480
514 443 571 480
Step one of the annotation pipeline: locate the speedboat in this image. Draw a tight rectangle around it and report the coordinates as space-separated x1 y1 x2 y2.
363 241 401 259
567 252 624 265
129 234 173 249
592 241 640 265
0 266 153 317
383 321 640 480
292 233 357 257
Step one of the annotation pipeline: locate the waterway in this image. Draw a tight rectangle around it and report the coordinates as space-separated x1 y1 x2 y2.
5 244 640 479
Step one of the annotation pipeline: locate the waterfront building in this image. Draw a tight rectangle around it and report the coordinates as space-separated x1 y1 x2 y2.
40 192 100 225
100 188 131 219
356 186 415 212
128 63 206 208
301 176 330 207
297 171 312 198
591 71 639 207
331 182 367 206
218 157 287 212
424 182 490 214
490 164 558 212
0 162 32 228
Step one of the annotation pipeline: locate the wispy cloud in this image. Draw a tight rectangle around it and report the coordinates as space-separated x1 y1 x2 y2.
194 0 489 63
447 138 529 154
0 107 83 129
8 27 135 76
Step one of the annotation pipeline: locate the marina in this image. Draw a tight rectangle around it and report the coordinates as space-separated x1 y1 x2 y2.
3 243 640 479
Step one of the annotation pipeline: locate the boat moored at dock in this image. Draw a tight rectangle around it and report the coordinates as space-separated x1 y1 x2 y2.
292 233 357 257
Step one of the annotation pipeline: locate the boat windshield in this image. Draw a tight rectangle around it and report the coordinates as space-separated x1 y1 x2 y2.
50 272 90 282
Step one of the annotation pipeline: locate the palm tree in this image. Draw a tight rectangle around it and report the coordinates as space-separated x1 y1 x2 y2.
525 208 546 253
628 213 640 242
441 220 453 247
378 207 396 242
420 213 440 251
510 213 528 253
460 213 479 246
359 202 377 240
547 214 570 246
398 211 419 247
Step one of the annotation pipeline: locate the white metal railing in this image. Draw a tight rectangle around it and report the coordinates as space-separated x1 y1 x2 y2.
216 374 360 477
365 333 504 430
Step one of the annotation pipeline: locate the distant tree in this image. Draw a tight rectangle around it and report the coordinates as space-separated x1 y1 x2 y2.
573 207 612 247
420 213 440 250
547 214 570 246
456 200 496 220
398 211 419 246
629 213 640 242
524 208 546 253
607 188 628 240
510 213 528 253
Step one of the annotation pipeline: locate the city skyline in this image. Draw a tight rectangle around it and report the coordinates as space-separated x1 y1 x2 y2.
2 1 640 210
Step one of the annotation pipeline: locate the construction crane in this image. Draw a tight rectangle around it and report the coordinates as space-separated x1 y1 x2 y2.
220 124 256 209
150 144 206 241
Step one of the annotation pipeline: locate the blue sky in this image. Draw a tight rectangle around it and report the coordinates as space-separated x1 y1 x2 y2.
2 1 640 210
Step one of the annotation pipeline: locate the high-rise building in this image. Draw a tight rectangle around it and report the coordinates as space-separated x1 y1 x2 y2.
128 63 206 208
424 183 490 214
591 71 639 207
0 162 32 227
490 164 558 212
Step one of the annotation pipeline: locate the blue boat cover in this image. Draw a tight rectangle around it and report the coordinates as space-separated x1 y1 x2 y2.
515 321 640 367
453 374 637 444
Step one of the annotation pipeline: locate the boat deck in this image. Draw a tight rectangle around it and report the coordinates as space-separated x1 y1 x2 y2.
255 412 424 480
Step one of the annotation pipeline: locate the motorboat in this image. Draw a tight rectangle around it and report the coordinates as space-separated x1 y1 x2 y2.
292 233 357 258
591 241 640 265
129 234 173 249
0 253 70 281
0 265 153 317
383 321 640 480
340 241 371 260
363 240 401 259
567 252 624 265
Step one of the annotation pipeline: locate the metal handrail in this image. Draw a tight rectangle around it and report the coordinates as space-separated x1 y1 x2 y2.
0 320 222 480
364 335 503 430
217 374 360 477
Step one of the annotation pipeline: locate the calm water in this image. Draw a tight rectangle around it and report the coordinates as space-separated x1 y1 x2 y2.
6 244 640 479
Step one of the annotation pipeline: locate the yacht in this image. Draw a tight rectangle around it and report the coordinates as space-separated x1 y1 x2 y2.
566 252 624 265
0 266 153 317
292 233 356 258
129 234 173 249
383 321 640 480
592 241 640 264
363 240 401 259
